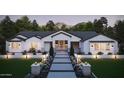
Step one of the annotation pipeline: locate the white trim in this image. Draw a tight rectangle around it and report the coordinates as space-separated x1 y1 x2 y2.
41 31 81 40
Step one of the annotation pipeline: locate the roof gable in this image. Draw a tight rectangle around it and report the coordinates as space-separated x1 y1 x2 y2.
51 31 72 38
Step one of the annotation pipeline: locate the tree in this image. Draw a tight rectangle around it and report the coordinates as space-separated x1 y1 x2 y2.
114 20 124 43
100 17 108 32
46 20 56 31
15 16 32 31
104 26 115 39
32 20 39 31
0 16 16 38
0 33 5 54
93 19 104 33
71 22 86 31
85 21 94 31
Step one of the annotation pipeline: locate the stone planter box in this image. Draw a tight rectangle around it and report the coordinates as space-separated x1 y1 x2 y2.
81 63 91 77
31 63 41 75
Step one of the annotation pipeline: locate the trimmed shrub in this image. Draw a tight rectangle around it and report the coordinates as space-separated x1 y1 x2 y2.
22 50 27 55
70 44 74 56
42 51 47 55
108 52 112 55
49 44 54 57
88 52 92 55
97 52 104 55
29 48 36 55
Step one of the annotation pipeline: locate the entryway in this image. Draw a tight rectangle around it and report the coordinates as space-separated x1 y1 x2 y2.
47 51 76 78
55 40 68 51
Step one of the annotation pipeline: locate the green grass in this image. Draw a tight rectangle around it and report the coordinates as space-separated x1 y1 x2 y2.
1 58 124 78
0 59 40 78
83 59 124 78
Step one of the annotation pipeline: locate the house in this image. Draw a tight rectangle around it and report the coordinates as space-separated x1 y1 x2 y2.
6 31 119 55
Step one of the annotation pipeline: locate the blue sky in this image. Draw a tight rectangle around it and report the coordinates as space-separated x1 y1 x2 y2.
0 15 124 27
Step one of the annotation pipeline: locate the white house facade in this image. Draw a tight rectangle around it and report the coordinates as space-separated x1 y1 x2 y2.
6 31 119 55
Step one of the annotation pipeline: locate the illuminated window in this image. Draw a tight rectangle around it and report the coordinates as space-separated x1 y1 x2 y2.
94 43 99 50
106 43 110 50
11 42 20 49
31 42 38 48
94 43 110 51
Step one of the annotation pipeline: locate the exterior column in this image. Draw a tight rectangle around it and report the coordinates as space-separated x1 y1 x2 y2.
68 40 71 52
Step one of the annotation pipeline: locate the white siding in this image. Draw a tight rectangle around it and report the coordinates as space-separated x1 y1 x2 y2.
81 35 118 55
24 37 41 51
6 41 24 52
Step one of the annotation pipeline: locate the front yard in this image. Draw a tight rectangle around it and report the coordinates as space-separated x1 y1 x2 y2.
0 58 124 78
0 59 37 78
83 59 124 78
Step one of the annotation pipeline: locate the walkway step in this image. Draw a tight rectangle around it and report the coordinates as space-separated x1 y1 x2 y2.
52 62 71 64
50 64 74 70
50 70 74 72
47 72 76 78
53 59 71 62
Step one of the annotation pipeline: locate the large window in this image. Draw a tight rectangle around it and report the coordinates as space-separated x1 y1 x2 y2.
11 42 20 49
94 43 111 51
31 42 38 48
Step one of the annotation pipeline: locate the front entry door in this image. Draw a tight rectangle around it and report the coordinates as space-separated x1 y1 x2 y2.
55 40 68 50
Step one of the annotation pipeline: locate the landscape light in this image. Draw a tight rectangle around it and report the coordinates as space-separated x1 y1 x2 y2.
114 55 117 59
96 55 97 59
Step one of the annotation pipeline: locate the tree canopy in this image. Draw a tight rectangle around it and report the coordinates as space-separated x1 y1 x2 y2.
0 15 124 54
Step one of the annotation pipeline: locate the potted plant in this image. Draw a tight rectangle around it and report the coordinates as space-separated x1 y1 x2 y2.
22 50 27 55
97 52 104 55
29 48 36 55
108 52 112 55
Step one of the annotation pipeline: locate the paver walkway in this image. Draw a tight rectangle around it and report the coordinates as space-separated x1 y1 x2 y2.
47 51 76 78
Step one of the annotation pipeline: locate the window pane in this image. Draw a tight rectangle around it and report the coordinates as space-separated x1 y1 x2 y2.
11 42 20 49
55 40 58 44
65 40 68 44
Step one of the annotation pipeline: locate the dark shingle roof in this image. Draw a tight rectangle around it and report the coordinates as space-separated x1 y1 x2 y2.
68 31 98 41
8 31 99 42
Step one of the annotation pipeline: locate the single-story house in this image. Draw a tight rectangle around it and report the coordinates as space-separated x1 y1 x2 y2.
6 31 119 55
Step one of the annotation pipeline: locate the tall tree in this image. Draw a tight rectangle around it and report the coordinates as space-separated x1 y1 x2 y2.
100 17 108 32
114 20 124 43
71 22 86 31
93 19 104 33
0 16 16 38
32 19 39 31
15 16 32 31
46 20 56 31
85 21 94 31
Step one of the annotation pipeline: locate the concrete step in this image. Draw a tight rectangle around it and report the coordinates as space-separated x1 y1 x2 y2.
55 55 69 58
53 58 71 62
50 64 74 70
47 72 76 78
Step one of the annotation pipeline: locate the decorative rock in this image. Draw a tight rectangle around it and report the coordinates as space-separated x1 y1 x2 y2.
81 62 91 77
31 63 41 76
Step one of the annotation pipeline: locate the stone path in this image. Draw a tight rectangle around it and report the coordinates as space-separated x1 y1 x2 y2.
47 51 76 78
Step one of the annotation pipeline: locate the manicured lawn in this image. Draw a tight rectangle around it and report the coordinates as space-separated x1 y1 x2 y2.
0 59 40 78
83 59 124 78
